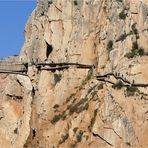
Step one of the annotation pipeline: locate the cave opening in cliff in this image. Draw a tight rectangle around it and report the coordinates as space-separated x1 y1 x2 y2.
46 41 53 59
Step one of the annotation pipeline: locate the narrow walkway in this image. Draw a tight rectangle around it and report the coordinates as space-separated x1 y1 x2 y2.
0 61 28 75
95 73 148 87
36 62 93 70
0 61 148 87
0 61 93 75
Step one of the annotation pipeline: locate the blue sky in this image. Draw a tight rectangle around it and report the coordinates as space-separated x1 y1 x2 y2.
0 0 36 58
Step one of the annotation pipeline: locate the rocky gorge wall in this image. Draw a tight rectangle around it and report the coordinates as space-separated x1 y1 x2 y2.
0 0 148 147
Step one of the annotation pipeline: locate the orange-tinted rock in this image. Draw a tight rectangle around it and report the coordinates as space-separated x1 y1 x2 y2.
0 0 148 147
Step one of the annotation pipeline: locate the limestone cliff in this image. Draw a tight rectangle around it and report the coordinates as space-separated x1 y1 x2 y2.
0 0 148 147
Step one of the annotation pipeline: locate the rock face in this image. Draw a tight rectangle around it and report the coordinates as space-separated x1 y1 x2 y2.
0 0 148 147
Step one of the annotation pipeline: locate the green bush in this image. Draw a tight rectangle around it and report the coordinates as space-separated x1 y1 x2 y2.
125 47 145 58
87 68 93 80
68 94 90 115
125 41 145 58
126 86 138 96
69 105 78 114
59 133 69 144
76 130 83 142
54 73 62 84
66 93 75 103
119 10 127 20
125 52 135 58
138 48 145 55
51 113 65 124
112 81 124 89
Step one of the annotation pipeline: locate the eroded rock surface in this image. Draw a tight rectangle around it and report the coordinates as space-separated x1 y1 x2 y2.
0 0 148 147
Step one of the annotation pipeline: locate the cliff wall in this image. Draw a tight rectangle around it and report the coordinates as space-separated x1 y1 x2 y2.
0 0 148 147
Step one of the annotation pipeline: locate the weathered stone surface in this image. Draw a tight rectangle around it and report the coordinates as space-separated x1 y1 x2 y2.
0 0 148 147
0 74 32 148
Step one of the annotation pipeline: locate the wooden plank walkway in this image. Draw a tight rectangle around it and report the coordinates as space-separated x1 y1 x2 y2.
0 61 93 74
0 64 27 72
36 62 93 69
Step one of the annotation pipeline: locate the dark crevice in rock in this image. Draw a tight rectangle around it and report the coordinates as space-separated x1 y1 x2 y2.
107 40 113 51
126 142 131 146
6 94 23 100
53 104 59 109
14 128 18 134
32 87 36 97
115 32 132 42
131 23 139 37
53 4 62 12
104 127 122 139
119 9 128 20
23 81 37 147
92 132 113 146
16 79 23 87
73 127 78 133
88 109 98 131
32 129 36 139
74 0 78 6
